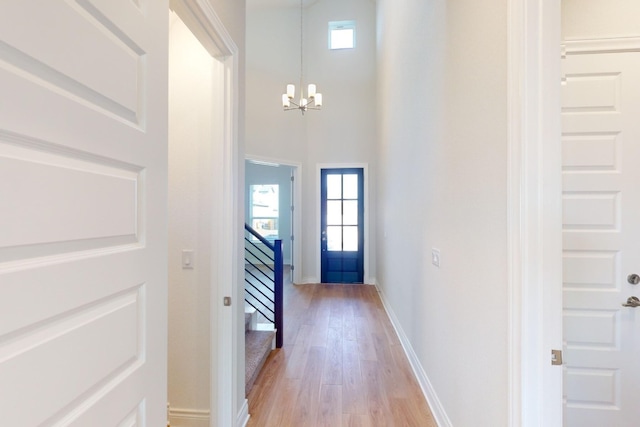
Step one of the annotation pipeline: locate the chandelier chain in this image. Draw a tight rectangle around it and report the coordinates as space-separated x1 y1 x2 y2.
299 0 303 94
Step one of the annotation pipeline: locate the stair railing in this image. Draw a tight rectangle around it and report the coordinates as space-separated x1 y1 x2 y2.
244 223 283 348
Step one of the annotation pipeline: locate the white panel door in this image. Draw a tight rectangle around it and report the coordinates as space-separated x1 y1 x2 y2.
0 1 168 425
562 50 640 426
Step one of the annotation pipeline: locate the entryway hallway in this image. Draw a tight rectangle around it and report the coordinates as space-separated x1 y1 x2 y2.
246 280 436 426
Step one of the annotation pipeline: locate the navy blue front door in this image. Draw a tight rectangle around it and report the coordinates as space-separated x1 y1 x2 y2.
320 168 364 283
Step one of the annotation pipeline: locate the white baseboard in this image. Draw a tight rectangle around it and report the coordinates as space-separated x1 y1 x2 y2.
375 285 453 427
236 399 249 427
301 276 319 284
169 407 210 427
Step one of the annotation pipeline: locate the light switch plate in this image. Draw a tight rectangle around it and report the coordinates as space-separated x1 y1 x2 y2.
182 249 194 269
431 248 441 268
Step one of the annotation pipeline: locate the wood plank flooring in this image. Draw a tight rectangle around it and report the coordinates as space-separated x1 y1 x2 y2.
246 282 437 426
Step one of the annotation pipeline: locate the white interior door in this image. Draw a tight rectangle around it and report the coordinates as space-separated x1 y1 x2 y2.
0 1 168 425
562 48 640 426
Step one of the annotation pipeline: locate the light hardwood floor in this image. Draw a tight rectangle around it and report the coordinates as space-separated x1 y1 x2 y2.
246 282 437 426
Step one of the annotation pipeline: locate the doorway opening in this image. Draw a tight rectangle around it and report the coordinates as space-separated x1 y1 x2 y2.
245 160 296 277
245 157 302 285
167 3 239 425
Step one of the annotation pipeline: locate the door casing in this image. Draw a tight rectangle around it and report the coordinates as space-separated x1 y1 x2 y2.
507 0 563 425
316 163 370 284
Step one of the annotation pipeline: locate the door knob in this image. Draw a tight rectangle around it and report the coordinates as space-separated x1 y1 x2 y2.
622 296 640 307
628 274 640 285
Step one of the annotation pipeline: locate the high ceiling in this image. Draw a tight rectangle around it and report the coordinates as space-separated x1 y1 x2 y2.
248 0 319 7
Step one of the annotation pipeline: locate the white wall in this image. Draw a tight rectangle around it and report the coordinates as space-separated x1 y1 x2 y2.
246 0 376 283
375 0 508 425
562 0 640 39
168 13 217 426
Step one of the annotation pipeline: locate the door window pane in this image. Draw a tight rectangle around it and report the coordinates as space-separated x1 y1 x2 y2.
343 200 358 225
343 174 358 199
327 200 342 225
343 226 358 251
327 226 342 251
327 174 342 199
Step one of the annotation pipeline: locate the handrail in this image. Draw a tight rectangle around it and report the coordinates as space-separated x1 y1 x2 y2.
244 223 283 348
244 223 275 250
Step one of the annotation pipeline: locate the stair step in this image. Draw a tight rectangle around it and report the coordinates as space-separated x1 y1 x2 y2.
244 312 251 332
245 329 276 394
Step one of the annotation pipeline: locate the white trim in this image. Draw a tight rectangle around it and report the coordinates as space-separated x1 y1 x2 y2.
236 399 249 427
563 36 640 55
375 284 452 427
170 0 238 58
169 2 239 427
169 408 210 427
316 163 370 284
245 154 303 284
508 0 563 426
301 275 319 284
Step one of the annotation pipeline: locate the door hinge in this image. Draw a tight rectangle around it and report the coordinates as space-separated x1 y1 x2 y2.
551 349 563 366
223 296 231 306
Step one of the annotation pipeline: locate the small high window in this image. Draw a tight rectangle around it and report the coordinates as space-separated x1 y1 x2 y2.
329 21 355 50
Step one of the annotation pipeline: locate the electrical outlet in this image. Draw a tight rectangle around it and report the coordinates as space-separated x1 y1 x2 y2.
431 248 441 268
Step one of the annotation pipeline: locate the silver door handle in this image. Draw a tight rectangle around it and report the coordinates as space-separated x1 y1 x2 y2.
622 296 640 307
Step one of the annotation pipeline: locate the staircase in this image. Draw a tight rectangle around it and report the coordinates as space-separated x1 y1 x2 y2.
244 223 283 394
244 310 276 393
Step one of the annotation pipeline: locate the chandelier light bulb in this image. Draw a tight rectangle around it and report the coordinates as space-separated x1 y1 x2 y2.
286 84 295 99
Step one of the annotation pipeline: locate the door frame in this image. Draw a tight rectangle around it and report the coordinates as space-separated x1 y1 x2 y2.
169 1 240 425
507 0 562 425
316 163 370 284
245 155 303 284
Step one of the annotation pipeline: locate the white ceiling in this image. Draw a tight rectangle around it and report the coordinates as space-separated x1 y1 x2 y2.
248 0 319 7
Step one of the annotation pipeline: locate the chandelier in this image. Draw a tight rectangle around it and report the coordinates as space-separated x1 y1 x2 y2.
282 0 322 115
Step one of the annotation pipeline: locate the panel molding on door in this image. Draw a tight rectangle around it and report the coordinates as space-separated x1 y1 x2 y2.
562 38 640 427
0 1 168 425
